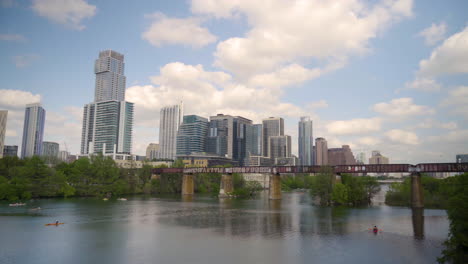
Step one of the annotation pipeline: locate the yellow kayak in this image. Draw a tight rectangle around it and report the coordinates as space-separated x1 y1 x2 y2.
45 223 64 226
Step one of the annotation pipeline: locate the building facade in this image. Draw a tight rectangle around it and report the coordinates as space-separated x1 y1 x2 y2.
356 152 366 164
0 110 7 159
262 117 284 157
176 115 208 156
81 50 134 158
269 135 291 161
315 137 328 165
3 145 18 157
59 150 69 162
368 150 389 164
146 143 160 160
206 114 252 165
81 100 134 155
94 50 126 102
328 145 357 165
159 102 183 160
42 141 59 157
298 116 313 165
248 124 263 156
21 103 46 158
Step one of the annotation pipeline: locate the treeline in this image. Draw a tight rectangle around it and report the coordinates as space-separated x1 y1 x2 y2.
0 156 263 201
281 167 380 206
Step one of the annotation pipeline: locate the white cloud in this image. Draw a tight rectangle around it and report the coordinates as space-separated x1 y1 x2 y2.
357 136 381 146
326 118 381 135
415 119 458 130
248 64 323 88
0 34 26 42
191 0 412 79
385 129 419 145
418 26 468 77
142 13 217 48
12 54 40 68
373 97 434 117
307 100 329 109
440 86 468 118
31 0 96 30
405 78 441 92
0 89 41 108
418 22 447 46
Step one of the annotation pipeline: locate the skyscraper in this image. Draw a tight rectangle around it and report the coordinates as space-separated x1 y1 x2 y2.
247 124 262 156
21 103 46 158
369 150 389 164
328 145 357 165
298 116 314 165
159 102 183 160
262 117 284 157
3 145 18 157
176 115 208 156
146 143 160 160
270 135 292 161
0 110 7 159
94 50 126 102
42 141 59 164
81 50 134 157
315 137 328 165
206 114 252 165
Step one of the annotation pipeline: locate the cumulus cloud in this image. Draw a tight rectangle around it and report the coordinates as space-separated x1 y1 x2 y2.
326 118 381 135
191 0 413 79
385 129 419 145
418 22 447 46
248 64 322 88
0 34 26 42
0 89 41 108
31 0 96 30
357 136 381 146
415 119 458 130
405 78 441 92
373 97 434 117
418 26 468 77
440 86 468 118
142 13 217 48
12 54 40 68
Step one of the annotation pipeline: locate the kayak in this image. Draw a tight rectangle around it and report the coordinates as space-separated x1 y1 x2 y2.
45 223 64 226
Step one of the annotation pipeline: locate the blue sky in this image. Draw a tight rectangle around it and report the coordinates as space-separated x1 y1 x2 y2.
0 0 467 163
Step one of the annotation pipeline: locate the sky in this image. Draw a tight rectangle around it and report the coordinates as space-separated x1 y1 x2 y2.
0 0 467 163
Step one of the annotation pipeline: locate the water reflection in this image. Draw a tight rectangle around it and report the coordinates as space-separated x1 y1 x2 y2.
412 208 424 239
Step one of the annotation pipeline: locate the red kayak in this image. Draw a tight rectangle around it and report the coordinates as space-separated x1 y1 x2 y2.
45 223 64 226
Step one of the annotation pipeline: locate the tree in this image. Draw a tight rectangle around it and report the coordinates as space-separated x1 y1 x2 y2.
310 167 334 206
331 183 348 205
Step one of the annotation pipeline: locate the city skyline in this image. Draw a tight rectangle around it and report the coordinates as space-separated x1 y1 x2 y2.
1 0 467 163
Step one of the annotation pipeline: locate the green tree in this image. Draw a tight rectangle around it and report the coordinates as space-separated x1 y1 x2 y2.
310 167 334 206
331 183 348 205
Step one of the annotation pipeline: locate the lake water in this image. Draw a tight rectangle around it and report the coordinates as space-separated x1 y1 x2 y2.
0 190 449 264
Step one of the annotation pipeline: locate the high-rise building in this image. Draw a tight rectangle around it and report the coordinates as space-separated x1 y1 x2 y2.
369 150 389 164
206 114 252 165
81 100 133 155
270 135 292 162
59 150 69 162
298 116 313 165
3 145 18 157
81 50 134 158
356 152 366 164
176 115 208 156
328 145 357 165
315 137 328 165
159 102 183 160
262 117 284 157
94 50 126 102
456 154 468 163
146 143 160 160
249 124 263 156
0 110 7 159
42 141 59 163
21 103 46 158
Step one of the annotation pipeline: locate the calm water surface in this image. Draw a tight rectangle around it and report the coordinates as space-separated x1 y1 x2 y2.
0 190 448 264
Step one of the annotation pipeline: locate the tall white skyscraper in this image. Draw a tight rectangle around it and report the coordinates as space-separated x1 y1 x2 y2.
298 116 314 165
262 117 284 157
21 103 46 158
81 50 134 157
94 50 126 102
0 110 7 159
159 102 183 160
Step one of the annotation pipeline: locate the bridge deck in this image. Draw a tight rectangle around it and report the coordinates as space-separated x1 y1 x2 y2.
152 163 468 174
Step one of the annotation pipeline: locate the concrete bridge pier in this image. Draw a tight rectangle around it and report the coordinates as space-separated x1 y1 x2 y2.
412 207 424 239
219 173 234 198
269 173 282 200
182 174 194 196
410 172 424 208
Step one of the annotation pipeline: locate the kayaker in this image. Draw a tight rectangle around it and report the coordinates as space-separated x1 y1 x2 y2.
373 226 378 234
55 220 59 225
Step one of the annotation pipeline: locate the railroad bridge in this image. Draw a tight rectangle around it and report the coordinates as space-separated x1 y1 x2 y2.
152 163 468 208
